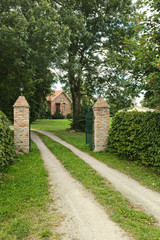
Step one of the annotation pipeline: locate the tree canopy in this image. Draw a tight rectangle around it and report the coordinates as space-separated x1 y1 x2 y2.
0 0 68 121
54 0 135 125
117 0 160 109
2 0 155 124
138 0 160 108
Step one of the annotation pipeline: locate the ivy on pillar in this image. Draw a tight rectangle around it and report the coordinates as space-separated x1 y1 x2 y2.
13 96 30 154
93 98 110 152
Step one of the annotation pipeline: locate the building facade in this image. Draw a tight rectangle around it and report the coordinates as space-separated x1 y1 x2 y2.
46 90 71 117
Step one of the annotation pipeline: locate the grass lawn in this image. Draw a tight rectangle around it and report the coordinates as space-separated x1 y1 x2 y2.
32 119 160 193
0 141 63 240
31 119 71 131
38 132 160 240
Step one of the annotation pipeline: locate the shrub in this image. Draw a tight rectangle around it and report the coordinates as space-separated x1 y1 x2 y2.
45 111 52 119
108 111 160 167
0 111 16 171
66 113 72 119
70 113 85 132
52 112 65 119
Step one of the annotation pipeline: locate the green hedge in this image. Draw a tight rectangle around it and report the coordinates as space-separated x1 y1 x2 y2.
0 111 16 171
52 112 65 119
108 111 160 167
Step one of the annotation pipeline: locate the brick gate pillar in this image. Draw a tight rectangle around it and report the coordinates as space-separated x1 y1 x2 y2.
13 96 30 153
93 98 110 152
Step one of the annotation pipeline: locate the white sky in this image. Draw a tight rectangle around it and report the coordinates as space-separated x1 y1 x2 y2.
54 81 63 90
135 95 143 106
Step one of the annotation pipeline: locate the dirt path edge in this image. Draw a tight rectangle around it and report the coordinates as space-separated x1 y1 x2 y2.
33 129 160 224
32 132 132 240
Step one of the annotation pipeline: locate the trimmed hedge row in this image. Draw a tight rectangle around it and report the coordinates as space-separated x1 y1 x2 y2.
108 111 160 167
0 111 16 171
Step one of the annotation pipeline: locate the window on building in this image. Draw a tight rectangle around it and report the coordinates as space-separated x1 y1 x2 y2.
62 105 65 112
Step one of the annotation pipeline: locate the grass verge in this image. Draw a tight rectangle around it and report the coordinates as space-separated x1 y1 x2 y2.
31 119 160 193
38 132 160 240
0 141 63 240
50 129 160 193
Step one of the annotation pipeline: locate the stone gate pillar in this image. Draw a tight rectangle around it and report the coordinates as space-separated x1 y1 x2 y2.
93 99 110 152
13 96 30 153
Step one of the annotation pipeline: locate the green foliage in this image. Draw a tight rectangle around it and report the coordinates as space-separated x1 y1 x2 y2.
52 112 65 119
0 111 16 171
0 141 62 239
42 111 52 119
66 113 72 119
106 88 133 116
117 0 160 110
0 0 69 122
56 0 135 126
40 229 52 238
108 111 160 167
70 113 85 132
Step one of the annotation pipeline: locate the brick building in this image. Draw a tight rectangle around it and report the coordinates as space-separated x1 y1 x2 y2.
46 90 72 117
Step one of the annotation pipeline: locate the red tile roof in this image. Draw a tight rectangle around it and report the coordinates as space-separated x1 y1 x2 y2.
46 90 63 101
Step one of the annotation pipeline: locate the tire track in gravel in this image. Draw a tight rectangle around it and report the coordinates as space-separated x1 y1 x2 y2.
32 132 132 240
33 129 160 224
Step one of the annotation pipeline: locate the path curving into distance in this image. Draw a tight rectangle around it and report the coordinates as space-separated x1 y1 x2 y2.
32 132 132 240
33 129 160 224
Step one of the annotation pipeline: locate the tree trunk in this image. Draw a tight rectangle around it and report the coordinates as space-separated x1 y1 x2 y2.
69 73 81 128
68 44 82 129
71 88 81 125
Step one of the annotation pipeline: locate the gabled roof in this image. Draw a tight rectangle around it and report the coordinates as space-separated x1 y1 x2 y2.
46 90 63 101
46 90 72 102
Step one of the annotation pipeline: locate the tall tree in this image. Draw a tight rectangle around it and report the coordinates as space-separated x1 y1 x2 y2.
0 0 68 121
117 0 160 109
139 0 160 108
54 0 134 126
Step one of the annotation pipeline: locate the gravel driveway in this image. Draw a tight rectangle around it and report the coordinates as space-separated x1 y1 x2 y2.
32 132 132 240
33 129 160 224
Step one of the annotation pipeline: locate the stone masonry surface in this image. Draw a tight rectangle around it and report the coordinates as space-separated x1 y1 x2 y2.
13 96 30 153
93 99 110 152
